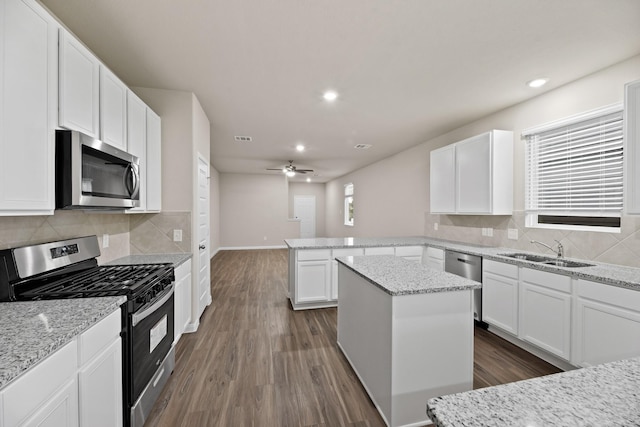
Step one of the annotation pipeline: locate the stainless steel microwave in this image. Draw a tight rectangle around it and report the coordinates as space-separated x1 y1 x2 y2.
55 130 140 209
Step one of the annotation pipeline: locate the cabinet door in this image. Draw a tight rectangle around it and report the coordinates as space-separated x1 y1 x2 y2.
22 379 79 427
574 279 640 367
126 91 147 212
624 79 640 214
0 0 57 214
99 66 127 150
519 282 571 360
59 29 99 137
430 145 455 213
296 261 330 304
456 133 491 213
482 269 518 335
145 109 162 212
78 339 122 427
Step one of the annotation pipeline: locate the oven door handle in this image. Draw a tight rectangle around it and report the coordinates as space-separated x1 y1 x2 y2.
132 284 174 327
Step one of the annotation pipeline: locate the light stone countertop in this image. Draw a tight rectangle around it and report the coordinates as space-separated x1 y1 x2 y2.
106 253 192 268
427 356 640 427
286 236 640 292
0 296 126 389
336 255 481 296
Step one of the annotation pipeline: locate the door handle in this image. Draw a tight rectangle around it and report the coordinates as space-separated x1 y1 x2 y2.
199 244 206 250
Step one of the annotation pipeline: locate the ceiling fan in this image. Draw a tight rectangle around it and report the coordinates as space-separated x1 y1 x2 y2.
267 160 314 177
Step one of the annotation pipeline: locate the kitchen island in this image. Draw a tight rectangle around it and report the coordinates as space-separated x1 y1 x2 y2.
336 255 481 427
427 356 640 426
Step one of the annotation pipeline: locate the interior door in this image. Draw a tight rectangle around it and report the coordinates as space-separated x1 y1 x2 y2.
197 156 211 318
293 195 316 238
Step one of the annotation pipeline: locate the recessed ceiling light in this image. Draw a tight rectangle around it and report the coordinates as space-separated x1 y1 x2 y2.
306 177 311 183
296 144 305 152
323 90 338 102
527 78 549 88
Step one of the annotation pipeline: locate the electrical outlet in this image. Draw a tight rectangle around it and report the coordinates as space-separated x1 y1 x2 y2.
434 223 439 231
508 228 519 240
173 229 182 242
102 234 109 248
481 228 487 236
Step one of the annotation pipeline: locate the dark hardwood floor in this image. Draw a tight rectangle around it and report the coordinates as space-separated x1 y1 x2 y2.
144 249 561 426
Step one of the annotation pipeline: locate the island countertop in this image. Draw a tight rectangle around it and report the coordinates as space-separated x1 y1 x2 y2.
336 255 481 296
427 356 640 427
0 296 126 389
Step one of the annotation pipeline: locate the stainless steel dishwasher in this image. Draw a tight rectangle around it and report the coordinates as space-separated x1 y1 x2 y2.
444 250 482 322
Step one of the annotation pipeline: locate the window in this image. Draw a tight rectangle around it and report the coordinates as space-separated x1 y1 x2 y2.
344 183 354 226
524 104 623 232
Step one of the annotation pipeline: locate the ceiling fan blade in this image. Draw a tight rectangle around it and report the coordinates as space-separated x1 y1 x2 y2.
266 168 285 171
296 169 314 173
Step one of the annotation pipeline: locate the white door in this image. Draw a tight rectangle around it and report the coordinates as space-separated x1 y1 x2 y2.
294 195 316 238
196 155 211 318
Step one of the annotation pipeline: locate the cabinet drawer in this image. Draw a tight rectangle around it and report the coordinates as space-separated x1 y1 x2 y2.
483 259 518 278
332 248 364 258
425 247 444 260
395 246 423 257
78 309 121 365
297 249 331 261
521 268 571 293
3 340 78 427
364 247 394 256
174 260 191 282
576 279 640 311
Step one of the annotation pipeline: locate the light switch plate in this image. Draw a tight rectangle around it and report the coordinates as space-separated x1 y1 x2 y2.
486 228 493 237
102 234 109 248
508 228 519 240
434 223 438 231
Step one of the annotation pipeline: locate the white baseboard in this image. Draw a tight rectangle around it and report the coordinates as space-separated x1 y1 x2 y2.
218 245 288 251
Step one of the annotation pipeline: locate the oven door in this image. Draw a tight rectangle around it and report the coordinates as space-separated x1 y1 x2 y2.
128 285 175 404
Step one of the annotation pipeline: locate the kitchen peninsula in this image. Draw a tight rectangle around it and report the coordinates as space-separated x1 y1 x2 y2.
336 255 480 427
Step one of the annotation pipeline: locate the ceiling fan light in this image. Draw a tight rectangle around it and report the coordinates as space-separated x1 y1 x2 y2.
286 170 296 177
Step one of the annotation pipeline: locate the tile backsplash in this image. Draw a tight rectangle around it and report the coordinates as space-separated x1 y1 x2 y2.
0 210 191 264
425 211 640 268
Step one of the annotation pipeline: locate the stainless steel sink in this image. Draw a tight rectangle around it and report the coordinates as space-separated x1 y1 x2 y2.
499 253 594 268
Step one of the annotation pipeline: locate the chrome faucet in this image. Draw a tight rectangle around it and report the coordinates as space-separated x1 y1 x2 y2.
530 240 564 258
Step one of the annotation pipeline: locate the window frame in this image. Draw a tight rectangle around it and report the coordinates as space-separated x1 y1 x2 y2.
344 183 354 227
523 103 624 233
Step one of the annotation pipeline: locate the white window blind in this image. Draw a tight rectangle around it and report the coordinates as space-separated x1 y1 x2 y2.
525 108 623 216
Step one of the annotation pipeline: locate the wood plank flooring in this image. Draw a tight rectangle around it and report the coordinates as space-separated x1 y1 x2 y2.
144 249 561 426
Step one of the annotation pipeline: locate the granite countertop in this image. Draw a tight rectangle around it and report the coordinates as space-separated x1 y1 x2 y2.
106 252 192 268
336 255 481 296
0 296 126 389
286 236 640 292
427 356 640 426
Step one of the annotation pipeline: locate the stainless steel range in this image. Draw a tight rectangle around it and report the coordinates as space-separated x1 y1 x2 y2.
0 236 175 427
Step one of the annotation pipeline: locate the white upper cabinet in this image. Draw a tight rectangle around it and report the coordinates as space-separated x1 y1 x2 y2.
430 144 456 213
0 0 58 215
99 66 128 150
145 108 162 212
624 79 640 214
59 29 100 138
430 130 513 215
126 90 147 212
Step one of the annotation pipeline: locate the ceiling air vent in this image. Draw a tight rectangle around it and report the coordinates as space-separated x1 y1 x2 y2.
354 144 372 149
234 136 253 142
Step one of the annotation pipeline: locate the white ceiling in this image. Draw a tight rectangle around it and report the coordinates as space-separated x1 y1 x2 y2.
40 0 640 183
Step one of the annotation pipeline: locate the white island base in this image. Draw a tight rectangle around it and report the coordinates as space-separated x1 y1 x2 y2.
337 263 474 427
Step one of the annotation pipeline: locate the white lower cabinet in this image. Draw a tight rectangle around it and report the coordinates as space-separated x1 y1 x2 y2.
482 260 518 335
425 247 444 271
174 260 192 343
331 248 364 300
296 250 331 304
573 279 640 367
0 308 122 427
395 246 423 263
519 268 572 360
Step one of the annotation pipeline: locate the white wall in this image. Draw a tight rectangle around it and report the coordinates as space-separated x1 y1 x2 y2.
324 55 640 267
288 182 327 238
219 173 299 248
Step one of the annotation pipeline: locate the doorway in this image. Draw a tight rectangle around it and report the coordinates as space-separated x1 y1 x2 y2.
294 195 316 238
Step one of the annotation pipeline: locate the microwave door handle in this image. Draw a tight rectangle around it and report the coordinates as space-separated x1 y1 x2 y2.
124 165 140 198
